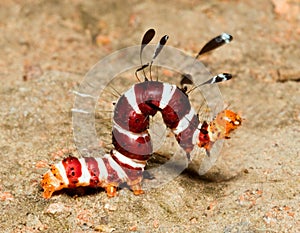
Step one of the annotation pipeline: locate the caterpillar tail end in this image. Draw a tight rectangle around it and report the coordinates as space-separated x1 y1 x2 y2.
41 171 58 199
41 165 66 199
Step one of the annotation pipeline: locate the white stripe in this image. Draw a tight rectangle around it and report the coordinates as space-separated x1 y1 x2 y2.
159 83 177 109
124 85 141 114
112 150 146 169
173 108 196 134
95 157 108 181
113 121 149 140
78 158 91 184
104 154 128 181
192 127 200 145
208 125 214 142
56 161 69 185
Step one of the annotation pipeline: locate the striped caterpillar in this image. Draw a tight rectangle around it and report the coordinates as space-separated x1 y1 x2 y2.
41 29 242 198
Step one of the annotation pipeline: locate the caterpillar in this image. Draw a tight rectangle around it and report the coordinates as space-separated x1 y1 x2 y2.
41 29 242 198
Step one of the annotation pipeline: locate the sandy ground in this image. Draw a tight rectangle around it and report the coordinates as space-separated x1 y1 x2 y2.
0 0 299 232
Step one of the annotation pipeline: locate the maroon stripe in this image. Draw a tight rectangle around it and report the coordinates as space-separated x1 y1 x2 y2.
102 158 122 183
112 127 152 160
111 153 142 171
62 157 82 188
122 167 143 182
175 114 199 153
161 88 191 129
128 112 149 133
84 157 100 187
110 152 144 182
113 95 133 131
113 95 149 133
134 81 163 115
198 121 210 147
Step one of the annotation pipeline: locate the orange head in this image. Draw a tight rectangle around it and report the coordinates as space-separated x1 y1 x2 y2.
210 109 242 139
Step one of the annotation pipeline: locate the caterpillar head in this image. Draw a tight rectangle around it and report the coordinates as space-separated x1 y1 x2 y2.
210 109 242 140
197 110 242 155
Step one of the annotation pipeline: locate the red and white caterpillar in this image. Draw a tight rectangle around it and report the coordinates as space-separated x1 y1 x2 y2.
41 29 242 198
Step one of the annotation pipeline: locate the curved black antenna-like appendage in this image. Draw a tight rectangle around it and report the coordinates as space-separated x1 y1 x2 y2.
196 33 232 59
150 35 169 80
152 35 169 61
135 63 149 82
137 28 156 81
200 73 232 85
140 29 156 63
187 73 232 94
181 33 233 92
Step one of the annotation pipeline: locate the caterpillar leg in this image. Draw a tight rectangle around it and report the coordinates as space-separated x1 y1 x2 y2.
105 184 118 197
131 183 144 195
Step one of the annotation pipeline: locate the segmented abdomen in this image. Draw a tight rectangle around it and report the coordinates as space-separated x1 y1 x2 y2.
112 81 200 164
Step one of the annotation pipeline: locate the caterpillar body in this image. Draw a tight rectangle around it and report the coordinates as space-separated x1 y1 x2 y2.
41 29 242 198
